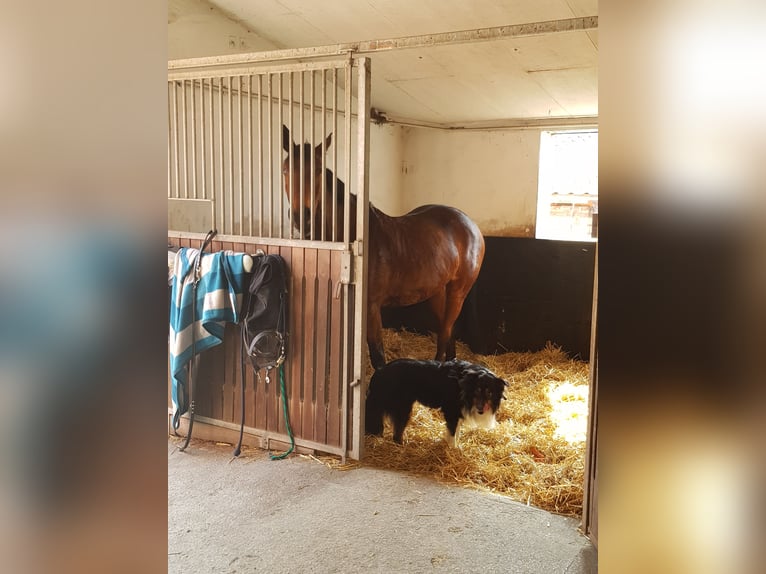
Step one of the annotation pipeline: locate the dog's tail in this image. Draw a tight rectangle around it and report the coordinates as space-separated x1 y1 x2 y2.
364 373 384 436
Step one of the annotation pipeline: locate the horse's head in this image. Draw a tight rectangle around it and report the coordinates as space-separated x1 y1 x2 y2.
282 125 332 239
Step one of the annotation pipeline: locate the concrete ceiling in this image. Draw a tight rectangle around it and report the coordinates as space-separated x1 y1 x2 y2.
172 0 598 126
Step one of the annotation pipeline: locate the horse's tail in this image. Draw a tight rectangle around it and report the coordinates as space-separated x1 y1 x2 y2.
364 374 384 436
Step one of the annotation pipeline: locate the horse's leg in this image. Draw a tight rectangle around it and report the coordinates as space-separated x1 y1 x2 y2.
367 303 386 370
427 290 448 361
440 284 470 361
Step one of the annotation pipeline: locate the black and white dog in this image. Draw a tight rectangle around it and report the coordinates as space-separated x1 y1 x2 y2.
365 358 508 447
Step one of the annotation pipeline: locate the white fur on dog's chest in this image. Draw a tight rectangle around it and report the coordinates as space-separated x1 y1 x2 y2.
443 409 498 447
461 408 497 430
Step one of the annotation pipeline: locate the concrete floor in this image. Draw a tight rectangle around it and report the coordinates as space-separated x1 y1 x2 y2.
169 439 597 574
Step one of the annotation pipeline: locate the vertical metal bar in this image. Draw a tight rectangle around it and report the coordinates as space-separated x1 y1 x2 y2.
288 72 294 239
299 71 305 240
257 74 263 237
332 68 338 242
181 80 189 199
271 73 277 239
167 82 172 198
228 76 234 235
238 75 244 235
191 79 197 199
340 61 352 462
309 70 315 242
247 75 253 236
320 69 326 241
343 63 352 245
209 78 217 230
173 81 180 199
218 76 224 234
200 79 207 201
350 57 371 461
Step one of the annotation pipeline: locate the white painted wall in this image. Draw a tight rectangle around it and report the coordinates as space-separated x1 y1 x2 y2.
369 124 404 214
401 127 541 236
168 0 278 60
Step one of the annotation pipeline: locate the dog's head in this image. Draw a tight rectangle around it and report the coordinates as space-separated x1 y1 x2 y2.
456 363 508 416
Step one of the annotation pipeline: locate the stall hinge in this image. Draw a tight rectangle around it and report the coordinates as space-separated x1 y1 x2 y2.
340 250 353 285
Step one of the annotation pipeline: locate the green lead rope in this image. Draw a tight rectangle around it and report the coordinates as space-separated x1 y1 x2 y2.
269 364 294 460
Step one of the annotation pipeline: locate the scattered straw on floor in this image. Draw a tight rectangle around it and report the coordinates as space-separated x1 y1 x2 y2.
361 329 590 517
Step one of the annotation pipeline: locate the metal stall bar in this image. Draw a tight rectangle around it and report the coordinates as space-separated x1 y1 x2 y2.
309 71 315 242
332 68 338 242
238 76 244 235
218 76 224 233
272 73 278 238
350 57 371 460
288 72 294 239
191 80 197 199
298 72 305 241
172 81 180 199
209 78 217 228
200 79 207 201
228 76 234 235
320 69 326 242
181 80 189 199
343 62 352 246
167 83 173 198
247 75 253 236
339 59 353 461
257 74 263 237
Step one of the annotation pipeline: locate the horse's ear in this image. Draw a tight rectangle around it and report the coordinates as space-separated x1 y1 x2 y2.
282 125 291 153
322 133 332 152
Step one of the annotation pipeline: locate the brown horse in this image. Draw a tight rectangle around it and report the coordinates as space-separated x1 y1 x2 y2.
282 125 485 370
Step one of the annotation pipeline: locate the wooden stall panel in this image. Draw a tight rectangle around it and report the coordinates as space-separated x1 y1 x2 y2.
326 250 343 448
168 236 348 455
313 249 332 444
288 246 305 438
302 248 319 441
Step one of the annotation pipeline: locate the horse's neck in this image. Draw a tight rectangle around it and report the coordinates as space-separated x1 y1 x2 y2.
325 169 397 242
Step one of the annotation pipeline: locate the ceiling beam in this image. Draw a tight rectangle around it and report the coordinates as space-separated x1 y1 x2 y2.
169 16 598 70
381 113 598 131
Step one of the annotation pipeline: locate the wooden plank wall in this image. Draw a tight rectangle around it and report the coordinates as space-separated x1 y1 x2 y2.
169 236 349 453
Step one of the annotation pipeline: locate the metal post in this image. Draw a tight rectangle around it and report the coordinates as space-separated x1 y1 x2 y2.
228 76 234 235
257 74 263 237
209 78 217 228
350 57 371 461
272 73 278 239
299 71 305 240
320 68 326 242
167 82 173 198
247 75 253 236
238 75 244 235
191 80 197 199
343 62 351 245
181 80 188 199
200 79 207 201
218 76 224 233
309 70 315 242
332 68 338 242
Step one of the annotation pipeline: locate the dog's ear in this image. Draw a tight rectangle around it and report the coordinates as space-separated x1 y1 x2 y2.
455 370 476 405
493 377 509 400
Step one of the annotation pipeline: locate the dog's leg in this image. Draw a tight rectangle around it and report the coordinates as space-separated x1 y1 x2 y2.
391 402 414 444
443 415 461 448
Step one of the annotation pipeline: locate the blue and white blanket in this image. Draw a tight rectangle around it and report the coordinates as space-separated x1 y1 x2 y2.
169 248 249 430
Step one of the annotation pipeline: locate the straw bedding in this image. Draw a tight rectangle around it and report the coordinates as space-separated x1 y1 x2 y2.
358 329 590 517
